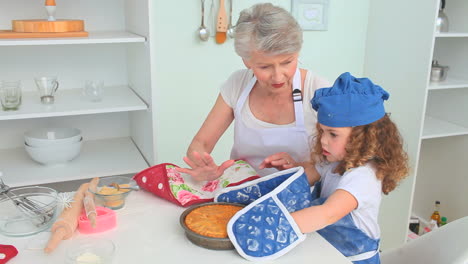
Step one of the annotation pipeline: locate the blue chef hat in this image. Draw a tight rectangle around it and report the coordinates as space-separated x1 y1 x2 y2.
311 72 390 127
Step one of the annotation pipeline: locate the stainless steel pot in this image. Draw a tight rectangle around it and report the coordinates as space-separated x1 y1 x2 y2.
430 60 449 82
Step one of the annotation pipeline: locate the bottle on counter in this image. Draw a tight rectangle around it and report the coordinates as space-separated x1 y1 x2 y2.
430 200 441 226
440 216 447 226
423 219 439 234
409 217 420 234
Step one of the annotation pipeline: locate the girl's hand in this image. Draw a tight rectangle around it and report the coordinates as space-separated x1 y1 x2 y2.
259 152 296 171
175 151 235 181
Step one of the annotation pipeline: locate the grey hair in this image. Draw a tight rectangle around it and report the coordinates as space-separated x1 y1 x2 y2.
234 3 303 59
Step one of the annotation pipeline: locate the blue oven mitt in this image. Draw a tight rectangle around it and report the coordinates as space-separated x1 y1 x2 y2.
226 167 312 261
214 167 300 205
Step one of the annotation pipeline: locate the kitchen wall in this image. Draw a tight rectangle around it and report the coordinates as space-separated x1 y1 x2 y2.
150 0 370 164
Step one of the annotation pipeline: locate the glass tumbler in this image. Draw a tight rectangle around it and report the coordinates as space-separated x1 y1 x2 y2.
0 80 22 111
83 80 104 102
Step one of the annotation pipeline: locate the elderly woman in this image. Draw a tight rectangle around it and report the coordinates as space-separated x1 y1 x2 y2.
177 3 330 181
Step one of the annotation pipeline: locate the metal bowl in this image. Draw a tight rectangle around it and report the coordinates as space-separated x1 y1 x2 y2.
179 202 244 250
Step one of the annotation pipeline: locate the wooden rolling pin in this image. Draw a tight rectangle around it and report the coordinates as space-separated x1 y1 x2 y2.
83 178 99 228
44 183 89 254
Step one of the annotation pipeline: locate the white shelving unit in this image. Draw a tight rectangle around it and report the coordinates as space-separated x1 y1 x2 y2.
422 115 468 139
364 0 468 250
416 3 468 223
0 86 147 121
435 32 468 38
0 137 148 188
0 31 145 46
0 0 154 186
428 76 468 90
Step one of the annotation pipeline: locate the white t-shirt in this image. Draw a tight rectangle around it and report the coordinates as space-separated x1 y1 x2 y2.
316 162 382 239
219 69 331 142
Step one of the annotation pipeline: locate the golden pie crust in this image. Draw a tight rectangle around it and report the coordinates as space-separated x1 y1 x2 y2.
185 204 243 238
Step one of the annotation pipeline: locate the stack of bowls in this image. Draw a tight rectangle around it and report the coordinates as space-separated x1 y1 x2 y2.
24 127 82 166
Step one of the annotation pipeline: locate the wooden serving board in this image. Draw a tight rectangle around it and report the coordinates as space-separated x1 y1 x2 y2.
13 19 85 33
0 30 88 39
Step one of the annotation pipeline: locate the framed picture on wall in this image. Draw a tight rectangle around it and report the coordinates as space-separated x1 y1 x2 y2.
291 0 330 31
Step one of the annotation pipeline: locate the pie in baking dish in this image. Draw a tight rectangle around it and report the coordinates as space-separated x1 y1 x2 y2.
185 204 243 238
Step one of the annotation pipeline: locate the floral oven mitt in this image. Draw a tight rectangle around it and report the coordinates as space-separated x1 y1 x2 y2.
132 160 259 207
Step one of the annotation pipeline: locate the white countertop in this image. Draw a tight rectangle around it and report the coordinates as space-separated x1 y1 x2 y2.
1 191 351 264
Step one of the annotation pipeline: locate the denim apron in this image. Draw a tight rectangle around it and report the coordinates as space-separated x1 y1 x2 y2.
230 68 310 176
310 181 381 264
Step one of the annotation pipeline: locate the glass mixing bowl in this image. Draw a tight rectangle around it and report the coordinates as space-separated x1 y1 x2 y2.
65 238 115 264
89 176 138 210
0 186 58 237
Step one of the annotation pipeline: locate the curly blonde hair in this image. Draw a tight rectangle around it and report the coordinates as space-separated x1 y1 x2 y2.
312 114 409 195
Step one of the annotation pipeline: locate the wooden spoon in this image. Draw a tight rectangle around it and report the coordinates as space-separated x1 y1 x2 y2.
216 0 227 44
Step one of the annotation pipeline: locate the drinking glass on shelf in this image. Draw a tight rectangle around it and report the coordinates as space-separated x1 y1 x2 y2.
0 80 22 111
83 80 104 102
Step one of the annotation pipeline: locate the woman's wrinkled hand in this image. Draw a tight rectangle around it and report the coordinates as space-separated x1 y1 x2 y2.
259 152 296 171
175 151 235 181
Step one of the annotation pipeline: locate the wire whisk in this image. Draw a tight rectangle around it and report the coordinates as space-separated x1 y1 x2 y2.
0 177 57 227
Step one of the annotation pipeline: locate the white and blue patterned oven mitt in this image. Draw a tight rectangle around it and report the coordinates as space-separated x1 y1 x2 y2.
225 167 312 261
215 167 302 205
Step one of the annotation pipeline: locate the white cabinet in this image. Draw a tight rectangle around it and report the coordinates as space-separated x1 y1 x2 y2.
364 0 468 250
413 0 468 229
0 0 154 187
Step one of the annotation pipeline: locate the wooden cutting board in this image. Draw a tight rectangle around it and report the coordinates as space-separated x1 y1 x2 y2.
0 30 88 39
0 19 88 39
13 19 84 33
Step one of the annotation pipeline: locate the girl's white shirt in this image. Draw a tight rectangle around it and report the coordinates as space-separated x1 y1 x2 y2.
316 162 382 239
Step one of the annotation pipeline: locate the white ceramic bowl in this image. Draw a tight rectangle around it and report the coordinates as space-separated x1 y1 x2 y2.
24 127 81 147
25 138 82 166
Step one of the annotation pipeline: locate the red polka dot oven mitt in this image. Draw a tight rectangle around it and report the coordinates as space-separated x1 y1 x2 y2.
0 244 18 264
132 160 259 207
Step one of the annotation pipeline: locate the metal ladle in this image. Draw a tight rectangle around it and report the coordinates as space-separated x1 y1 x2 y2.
227 0 235 38
199 0 210 41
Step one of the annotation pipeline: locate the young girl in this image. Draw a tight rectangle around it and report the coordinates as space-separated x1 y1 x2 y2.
292 72 409 264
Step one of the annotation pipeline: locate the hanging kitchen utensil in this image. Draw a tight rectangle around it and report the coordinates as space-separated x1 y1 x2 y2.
216 0 227 44
209 0 215 37
227 0 235 39
436 0 449 33
198 0 210 41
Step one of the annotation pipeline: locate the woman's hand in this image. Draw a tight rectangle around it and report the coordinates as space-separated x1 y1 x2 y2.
259 152 296 171
175 151 235 181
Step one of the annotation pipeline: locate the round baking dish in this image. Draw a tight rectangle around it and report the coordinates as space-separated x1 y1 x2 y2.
179 202 244 250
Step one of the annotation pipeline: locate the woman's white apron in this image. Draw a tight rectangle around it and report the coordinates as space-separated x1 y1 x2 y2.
230 68 310 176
